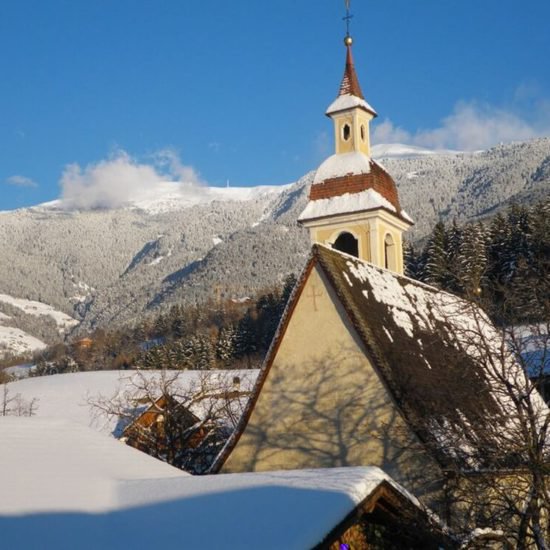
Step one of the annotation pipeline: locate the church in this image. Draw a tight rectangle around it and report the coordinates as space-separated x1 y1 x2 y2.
211 15 548 538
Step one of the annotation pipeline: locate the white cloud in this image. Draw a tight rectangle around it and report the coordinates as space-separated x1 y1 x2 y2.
5 175 38 188
152 149 205 185
370 120 411 146
372 100 550 151
59 150 205 210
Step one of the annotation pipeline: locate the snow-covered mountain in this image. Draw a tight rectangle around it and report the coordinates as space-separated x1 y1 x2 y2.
0 138 548 357
36 182 292 216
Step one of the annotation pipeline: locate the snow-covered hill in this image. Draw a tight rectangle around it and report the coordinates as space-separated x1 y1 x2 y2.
0 326 46 357
0 294 78 358
0 138 548 352
0 294 78 332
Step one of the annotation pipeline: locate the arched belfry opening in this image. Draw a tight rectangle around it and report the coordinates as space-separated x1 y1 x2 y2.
333 232 359 258
384 233 396 271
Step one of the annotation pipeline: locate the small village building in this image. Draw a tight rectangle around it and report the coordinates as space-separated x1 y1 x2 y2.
121 383 254 473
121 394 207 455
74 337 93 349
0 420 457 549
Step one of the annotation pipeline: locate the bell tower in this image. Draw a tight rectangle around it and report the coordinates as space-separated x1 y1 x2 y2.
328 36 376 158
298 4 413 274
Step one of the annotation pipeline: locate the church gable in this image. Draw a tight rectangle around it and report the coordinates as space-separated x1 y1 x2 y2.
217 255 441 499
216 244 546 482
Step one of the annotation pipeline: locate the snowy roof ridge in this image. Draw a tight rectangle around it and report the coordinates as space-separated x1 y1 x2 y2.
298 188 396 221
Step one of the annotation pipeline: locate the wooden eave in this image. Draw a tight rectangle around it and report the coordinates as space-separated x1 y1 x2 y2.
313 480 458 549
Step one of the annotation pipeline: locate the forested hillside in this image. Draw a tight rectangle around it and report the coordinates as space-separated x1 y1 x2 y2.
1 198 547 375
3 198 546 377
0 137 548 357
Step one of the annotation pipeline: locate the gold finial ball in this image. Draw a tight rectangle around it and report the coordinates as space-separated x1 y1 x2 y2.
344 35 353 46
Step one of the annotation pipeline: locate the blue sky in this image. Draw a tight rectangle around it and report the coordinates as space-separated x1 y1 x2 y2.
1 0 549 210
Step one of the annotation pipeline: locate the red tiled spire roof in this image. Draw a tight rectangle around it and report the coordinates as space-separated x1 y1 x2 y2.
338 44 364 99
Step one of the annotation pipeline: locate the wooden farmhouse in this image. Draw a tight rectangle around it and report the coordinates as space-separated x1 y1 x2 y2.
122 384 253 473
310 467 457 549
122 394 207 456
212 27 550 536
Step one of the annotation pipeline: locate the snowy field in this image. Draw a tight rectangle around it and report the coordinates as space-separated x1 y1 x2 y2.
0 292 79 358
0 293 78 332
0 326 47 356
2 369 258 434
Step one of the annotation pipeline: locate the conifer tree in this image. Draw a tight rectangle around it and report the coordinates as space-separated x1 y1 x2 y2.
215 325 236 367
457 222 487 295
403 240 419 279
235 310 257 360
421 221 449 288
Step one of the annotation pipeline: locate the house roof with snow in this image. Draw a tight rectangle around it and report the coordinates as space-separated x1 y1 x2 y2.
216 245 547 472
0 420 454 549
0 417 186 516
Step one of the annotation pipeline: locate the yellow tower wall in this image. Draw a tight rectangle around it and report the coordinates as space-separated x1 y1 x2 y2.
331 110 373 156
302 210 409 274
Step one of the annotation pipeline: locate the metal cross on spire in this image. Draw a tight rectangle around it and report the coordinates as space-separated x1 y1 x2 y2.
343 0 353 39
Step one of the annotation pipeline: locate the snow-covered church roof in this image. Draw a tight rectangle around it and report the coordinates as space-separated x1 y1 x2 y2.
217 245 549 472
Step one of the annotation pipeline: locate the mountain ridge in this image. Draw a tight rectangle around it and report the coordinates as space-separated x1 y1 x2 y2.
0 138 548 357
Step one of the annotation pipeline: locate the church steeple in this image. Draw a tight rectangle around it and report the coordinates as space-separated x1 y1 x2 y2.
298 7 413 275
325 37 378 158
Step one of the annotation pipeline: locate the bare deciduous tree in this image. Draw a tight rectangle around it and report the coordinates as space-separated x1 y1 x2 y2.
88 370 249 474
420 291 550 549
1 384 39 417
